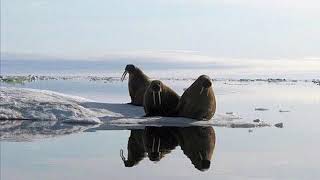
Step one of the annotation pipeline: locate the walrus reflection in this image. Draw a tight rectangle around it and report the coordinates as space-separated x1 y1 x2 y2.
121 64 151 106
173 126 216 171
144 127 178 162
120 127 215 171
143 80 180 116
120 130 146 167
176 75 216 120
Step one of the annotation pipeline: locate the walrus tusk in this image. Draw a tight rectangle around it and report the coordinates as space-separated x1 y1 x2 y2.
207 89 209 97
121 72 124 81
121 71 127 81
157 138 161 152
152 137 156 152
120 149 126 161
199 152 203 160
158 92 161 105
200 87 204 95
153 92 156 106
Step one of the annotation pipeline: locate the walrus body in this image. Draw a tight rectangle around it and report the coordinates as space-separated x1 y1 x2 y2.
173 126 216 171
121 64 151 106
143 80 180 117
144 127 178 162
120 130 147 167
176 75 216 120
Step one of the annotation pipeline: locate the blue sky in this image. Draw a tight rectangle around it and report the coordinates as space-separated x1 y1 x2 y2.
1 0 320 59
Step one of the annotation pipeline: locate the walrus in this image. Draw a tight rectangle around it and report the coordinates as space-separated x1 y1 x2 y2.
120 130 147 167
172 126 216 171
176 75 216 120
121 64 151 106
144 127 178 162
143 80 180 117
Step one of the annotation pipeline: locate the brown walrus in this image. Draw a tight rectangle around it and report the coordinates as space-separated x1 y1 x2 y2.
143 80 180 117
144 127 178 162
121 64 151 106
173 126 216 171
120 130 147 167
176 75 216 120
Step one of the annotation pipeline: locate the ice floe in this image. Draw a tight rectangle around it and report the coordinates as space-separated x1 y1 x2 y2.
0 87 102 124
1 87 272 141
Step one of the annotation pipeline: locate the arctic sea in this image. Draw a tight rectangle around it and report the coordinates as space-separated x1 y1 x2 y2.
1 58 320 180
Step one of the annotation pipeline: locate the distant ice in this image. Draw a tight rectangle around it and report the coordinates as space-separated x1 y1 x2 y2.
1 87 271 141
254 108 269 111
1 75 319 85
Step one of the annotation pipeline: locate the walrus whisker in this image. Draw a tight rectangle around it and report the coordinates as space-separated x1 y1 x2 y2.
199 152 203 160
158 92 161 105
152 137 156 152
153 91 156 106
120 149 126 161
157 138 161 152
200 87 204 95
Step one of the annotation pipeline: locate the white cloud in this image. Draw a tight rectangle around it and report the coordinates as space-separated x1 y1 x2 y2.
30 1 48 8
164 0 320 10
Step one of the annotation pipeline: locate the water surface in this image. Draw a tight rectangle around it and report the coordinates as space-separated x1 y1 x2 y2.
1 78 319 180
1 58 320 179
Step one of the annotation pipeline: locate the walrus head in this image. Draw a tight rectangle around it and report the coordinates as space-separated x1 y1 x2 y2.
196 151 211 171
120 149 136 167
121 64 136 81
150 80 163 106
120 148 146 167
197 75 212 96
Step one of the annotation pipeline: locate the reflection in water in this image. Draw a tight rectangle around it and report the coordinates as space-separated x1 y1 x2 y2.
1 120 215 171
0 120 97 141
121 126 216 171
144 127 179 162
120 130 147 167
175 127 216 171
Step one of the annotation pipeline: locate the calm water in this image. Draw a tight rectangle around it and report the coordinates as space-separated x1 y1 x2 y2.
1 78 320 180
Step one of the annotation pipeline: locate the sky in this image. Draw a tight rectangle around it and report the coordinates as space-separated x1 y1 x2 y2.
1 0 320 59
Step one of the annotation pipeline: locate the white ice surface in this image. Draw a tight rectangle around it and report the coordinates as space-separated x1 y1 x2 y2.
0 87 270 140
1 87 270 127
0 87 104 124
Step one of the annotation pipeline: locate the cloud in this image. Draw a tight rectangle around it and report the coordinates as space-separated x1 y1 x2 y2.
30 1 48 8
201 0 320 9
97 50 216 63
